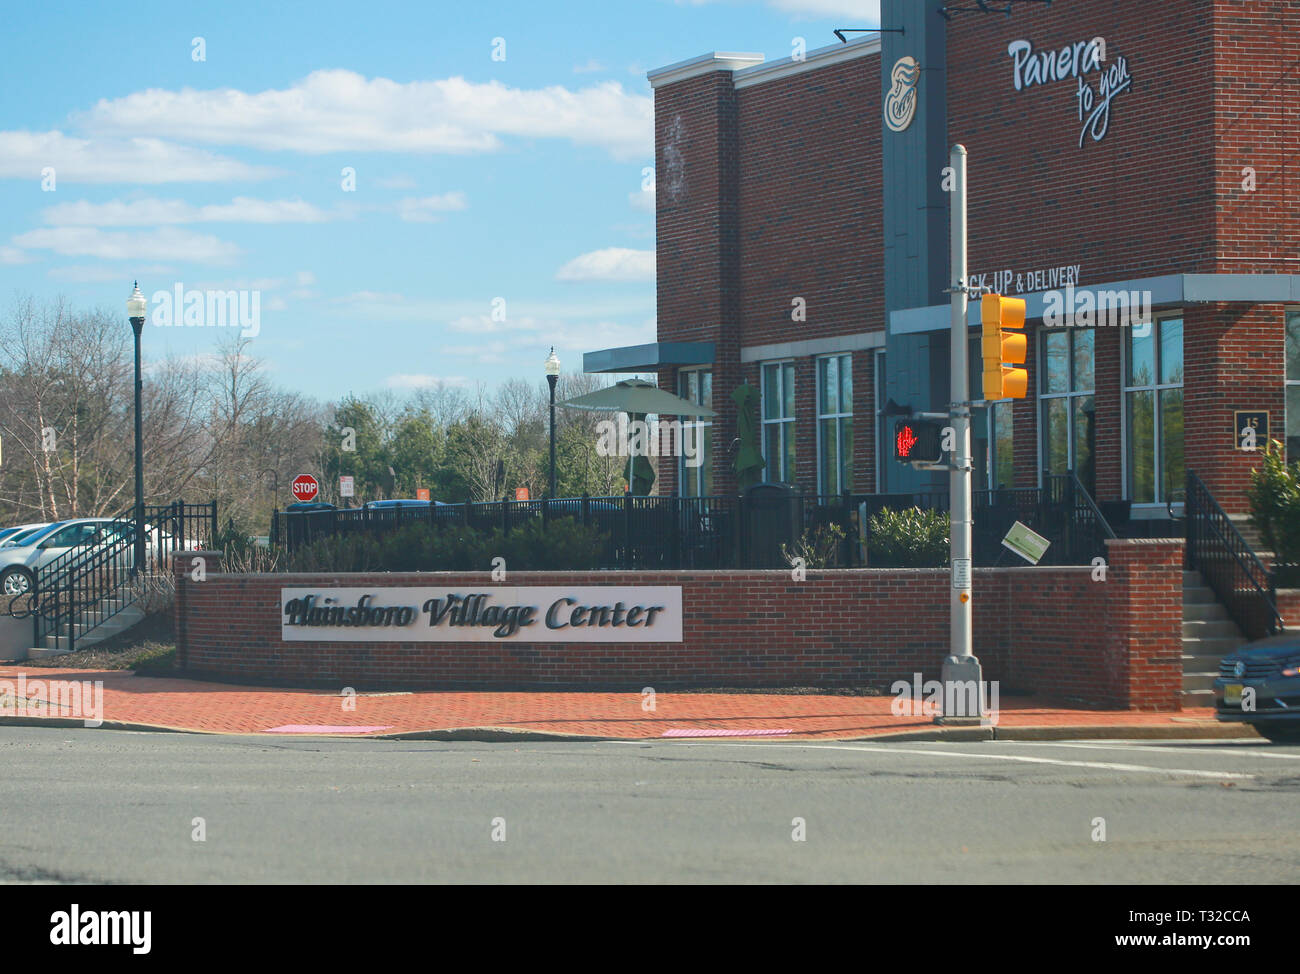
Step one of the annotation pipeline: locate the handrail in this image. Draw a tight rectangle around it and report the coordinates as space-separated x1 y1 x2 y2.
1068 471 1117 540
26 501 216 652
1185 470 1282 639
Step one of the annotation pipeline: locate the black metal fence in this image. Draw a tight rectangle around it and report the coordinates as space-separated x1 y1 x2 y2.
9 500 218 653
1185 470 1283 640
272 475 1116 570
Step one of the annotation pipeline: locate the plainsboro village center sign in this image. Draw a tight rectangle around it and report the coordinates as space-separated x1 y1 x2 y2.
282 587 684 642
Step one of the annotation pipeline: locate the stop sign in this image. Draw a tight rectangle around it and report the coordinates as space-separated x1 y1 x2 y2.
291 474 320 503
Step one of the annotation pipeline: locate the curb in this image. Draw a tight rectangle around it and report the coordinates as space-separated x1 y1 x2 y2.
0 716 1262 742
0 716 210 734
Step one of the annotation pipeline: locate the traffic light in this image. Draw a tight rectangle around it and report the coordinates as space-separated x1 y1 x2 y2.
981 293 1028 400
894 419 944 464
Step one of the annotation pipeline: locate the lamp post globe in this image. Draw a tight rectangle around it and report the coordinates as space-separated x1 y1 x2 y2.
126 282 147 575
545 348 560 499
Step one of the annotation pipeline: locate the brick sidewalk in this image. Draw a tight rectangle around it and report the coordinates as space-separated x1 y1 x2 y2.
0 664 1239 740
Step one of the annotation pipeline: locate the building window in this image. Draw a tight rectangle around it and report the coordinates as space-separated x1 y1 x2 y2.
969 336 1015 492
761 360 795 483
990 400 1015 490
1124 316 1184 504
816 354 853 494
1040 327 1096 495
677 369 712 497
1288 310 1300 459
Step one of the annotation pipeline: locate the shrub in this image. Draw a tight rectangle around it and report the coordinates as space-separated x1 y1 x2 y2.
281 518 609 573
867 506 949 568
782 522 847 569
1247 440 1300 567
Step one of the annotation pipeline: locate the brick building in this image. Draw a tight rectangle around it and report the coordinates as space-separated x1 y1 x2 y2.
586 0 1300 526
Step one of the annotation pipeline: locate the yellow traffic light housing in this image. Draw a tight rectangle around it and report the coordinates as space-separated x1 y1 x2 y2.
981 293 1028 400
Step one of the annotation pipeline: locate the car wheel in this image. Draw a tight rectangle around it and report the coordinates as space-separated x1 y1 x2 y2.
1254 724 1300 744
1 567 33 596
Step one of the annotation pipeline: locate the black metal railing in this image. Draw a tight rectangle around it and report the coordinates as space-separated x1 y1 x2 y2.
11 501 217 653
1185 471 1283 640
272 479 1115 571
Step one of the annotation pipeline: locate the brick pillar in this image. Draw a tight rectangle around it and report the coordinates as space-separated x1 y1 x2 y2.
173 550 224 672
1103 539 1184 711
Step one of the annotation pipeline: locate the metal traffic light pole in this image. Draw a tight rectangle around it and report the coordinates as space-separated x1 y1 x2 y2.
939 143 984 724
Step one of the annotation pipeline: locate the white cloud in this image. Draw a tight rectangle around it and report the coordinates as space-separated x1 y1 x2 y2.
295 270 316 286
40 196 332 227
47 263 171 283
0 246 32 265
556 247 654 282
375 174 417 189
13 226 241 262
769 0 880 18
396 192 468 222
81 70 653 161
573 59 606 74
0 130 276 184
679 0 880 17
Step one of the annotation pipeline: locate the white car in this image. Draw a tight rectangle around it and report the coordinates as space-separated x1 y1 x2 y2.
0 518 176 595
0 523 50 548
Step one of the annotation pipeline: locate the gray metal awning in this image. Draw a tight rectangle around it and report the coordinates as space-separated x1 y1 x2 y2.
582 341 715 374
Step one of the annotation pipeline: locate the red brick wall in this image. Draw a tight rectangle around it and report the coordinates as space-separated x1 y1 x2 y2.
1212 0 1300 273
1277 589 1300 629
734 57 883 349
1183 303 1287 509
948 0 1218 284
174 540 1183 709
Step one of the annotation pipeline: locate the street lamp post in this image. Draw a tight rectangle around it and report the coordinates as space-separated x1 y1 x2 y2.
545 348 560 499
126 282 148 576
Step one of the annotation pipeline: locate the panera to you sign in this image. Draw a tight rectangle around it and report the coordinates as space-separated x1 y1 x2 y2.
281 587 683 643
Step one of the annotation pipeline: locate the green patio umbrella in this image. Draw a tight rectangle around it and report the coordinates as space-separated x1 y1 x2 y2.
732 382 764 490
560 379 716 497
558 378 717 418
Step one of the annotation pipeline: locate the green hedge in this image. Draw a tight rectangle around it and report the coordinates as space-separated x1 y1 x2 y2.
1248 441 1300 569
282 518 609 573
867 506 949 568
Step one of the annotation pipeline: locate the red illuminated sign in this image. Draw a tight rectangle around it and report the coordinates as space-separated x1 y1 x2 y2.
896 424 919 459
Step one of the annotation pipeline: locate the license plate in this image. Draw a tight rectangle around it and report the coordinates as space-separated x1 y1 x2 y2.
1224 684 1243 706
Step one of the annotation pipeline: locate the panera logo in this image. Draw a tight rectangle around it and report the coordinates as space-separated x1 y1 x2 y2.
280 586 683 643
1007 36 1133 147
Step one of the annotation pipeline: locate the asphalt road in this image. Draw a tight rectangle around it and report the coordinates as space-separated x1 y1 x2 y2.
1 728 1297 883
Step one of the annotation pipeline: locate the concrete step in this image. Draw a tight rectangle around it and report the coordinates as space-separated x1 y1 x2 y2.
1182 688 1215 706
1183 585 1218 605
26 645 73 660
1182 671 1220 692
1182 653 1229 672
1182 618 1241 639
38 605 146 651
1183 570 1204 586
1183 600 1231 622
1182 635 1247 657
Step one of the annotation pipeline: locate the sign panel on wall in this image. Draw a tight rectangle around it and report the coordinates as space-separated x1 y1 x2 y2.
884 55 920 132
1235 410 1269 451
1006 36 1132 147
281 586 684 643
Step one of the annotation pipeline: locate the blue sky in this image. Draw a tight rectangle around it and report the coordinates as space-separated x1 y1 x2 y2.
0 0 880 401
